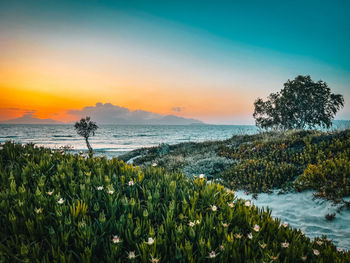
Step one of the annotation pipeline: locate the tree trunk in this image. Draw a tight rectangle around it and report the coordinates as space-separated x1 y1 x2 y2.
85 137 93 153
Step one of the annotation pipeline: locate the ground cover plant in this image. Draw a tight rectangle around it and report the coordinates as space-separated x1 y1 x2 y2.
119 129 350 202
1 142 349 262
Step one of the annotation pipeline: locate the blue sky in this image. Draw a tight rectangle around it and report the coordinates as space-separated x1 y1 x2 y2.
0 0 349 123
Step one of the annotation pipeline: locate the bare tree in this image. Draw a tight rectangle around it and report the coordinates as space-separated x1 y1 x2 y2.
74 116 98 153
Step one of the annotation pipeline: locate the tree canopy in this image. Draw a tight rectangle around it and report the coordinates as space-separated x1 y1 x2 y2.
253 75 344 130
74 116 98 153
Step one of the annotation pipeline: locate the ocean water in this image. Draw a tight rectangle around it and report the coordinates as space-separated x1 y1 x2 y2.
0 123 349 250
0 124 257 157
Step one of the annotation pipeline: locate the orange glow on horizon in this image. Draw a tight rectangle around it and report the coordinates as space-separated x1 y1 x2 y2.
0 39 256 123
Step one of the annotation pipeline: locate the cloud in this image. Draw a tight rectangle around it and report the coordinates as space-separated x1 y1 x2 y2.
0 108 38 121
1 114 64 124
68 102 202 125
24 110 36 114
171 107 184 112
4 107 36 113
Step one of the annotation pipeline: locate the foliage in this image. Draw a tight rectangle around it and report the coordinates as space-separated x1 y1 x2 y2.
121 129 350 201
181 152 234 179
1 142 349 262
295 154 350 200
253 75 344 130
74 116 98 153
220 129 350 199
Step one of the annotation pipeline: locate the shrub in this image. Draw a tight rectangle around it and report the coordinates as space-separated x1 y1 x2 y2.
181 152 234 179
120 129 350 201
0 142 348 262
295 155 350 199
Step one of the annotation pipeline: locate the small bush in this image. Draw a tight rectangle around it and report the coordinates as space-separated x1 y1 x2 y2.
0 142 348 262
181 152 234 178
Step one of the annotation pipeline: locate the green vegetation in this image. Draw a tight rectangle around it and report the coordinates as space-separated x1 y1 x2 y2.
253 75 344 130
1 142 349 262
120 129 350 202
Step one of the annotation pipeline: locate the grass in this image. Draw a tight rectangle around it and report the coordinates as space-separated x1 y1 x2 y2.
1 141 349 262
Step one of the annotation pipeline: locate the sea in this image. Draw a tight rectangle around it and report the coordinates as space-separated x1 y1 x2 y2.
0 123 349 250
0 124 258 157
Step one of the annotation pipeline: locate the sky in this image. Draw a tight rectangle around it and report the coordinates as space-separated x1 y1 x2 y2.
0 0 349 124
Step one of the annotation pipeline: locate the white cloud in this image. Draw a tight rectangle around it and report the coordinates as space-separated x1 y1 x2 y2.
68 103 202 125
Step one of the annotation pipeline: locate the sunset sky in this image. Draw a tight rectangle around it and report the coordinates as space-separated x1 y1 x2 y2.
0 0 349 124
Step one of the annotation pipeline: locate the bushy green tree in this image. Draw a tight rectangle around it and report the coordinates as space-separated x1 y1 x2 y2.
74 116 98 153
253 75 344 130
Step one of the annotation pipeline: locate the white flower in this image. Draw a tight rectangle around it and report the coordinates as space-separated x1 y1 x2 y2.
235 233 242 239
128 180 134 186
97 186 104 191
228 202 234 208
301 256 307 261
219 245 224 251
337 248 342 252
112 235 121 244
222 223 228 228
245 200 251 207
199 174 205 179
146 237 154 245
78 221 86 228
253 224 260 232
58 198 64 204
108 189 114 194
247 233 253 239
316 240 323 246
282 222 289 228
151 258 159 263
47 191 54 196
226 189 235 195
188 221 195 227
152 163 157 167
281 242 289 248
270 256 278 261
209 251 216 258
260 243 267 249
313 249 320 256
211 205 217 212
128 251 136 259
35 208 42 214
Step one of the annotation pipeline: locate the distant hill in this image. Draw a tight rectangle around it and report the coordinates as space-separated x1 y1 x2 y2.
155 115 203 125
1 114 65 124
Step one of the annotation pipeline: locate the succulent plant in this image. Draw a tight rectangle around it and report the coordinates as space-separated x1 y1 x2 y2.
0 141 349 262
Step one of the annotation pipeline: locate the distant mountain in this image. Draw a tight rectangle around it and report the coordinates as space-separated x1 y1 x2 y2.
68 102 204 125
155 115 203 125
1 114 64 124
